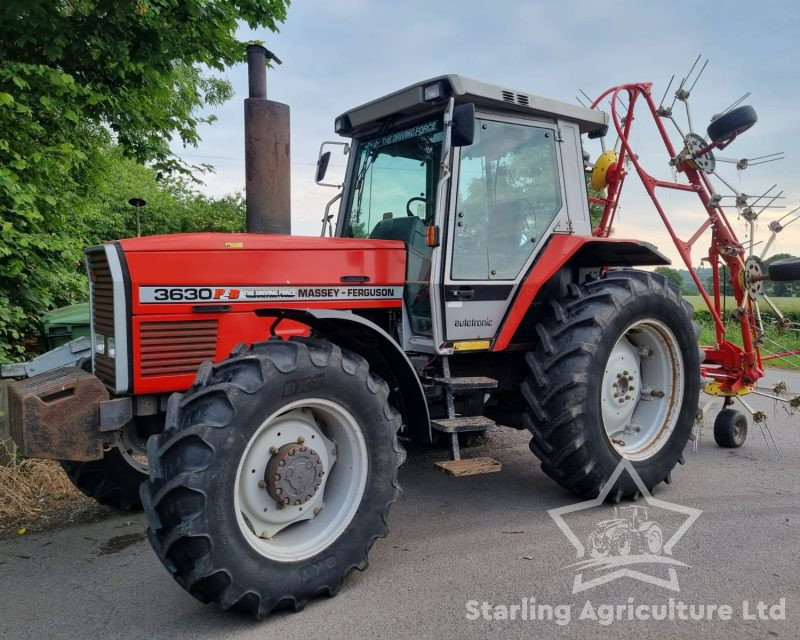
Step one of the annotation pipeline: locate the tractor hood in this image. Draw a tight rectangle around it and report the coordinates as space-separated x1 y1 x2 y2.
117 232 407 316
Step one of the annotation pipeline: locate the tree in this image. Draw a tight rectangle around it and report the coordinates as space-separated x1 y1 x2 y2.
655 266 688 294
0 1 288 360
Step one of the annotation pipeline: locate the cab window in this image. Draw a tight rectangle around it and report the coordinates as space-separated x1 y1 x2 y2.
451 120 562 280
344 119 442 239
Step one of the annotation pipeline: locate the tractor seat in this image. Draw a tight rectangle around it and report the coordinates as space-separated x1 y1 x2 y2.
369 216 427 251
487 200 528 278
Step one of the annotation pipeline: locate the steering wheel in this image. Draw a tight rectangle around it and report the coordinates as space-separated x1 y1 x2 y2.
406 196 433 219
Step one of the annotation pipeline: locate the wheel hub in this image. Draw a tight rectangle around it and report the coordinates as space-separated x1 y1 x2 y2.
602 339 641 436
601 320 684 461
684 132 715 174
266 443 324 506
743 256 766 301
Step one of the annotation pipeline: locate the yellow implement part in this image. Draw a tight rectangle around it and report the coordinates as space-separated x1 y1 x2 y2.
591 150 618 191
452 339 491 352
704 380 753 397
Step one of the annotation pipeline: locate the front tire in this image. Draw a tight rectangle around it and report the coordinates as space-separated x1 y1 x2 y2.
522 271 700 499
140 338 403 619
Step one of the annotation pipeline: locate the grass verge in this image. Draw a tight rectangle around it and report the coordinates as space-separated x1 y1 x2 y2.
0 458 114 538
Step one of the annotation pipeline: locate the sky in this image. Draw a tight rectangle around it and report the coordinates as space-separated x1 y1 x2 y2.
172 0 800 267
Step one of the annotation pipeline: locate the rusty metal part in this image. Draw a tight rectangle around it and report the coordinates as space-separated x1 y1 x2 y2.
265 443 324 506
7 367 111 461
244 44 291 234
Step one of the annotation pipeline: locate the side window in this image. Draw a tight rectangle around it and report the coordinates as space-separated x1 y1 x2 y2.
451 120 562 280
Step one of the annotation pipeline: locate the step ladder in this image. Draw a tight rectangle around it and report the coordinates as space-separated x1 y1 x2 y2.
429 357 501 476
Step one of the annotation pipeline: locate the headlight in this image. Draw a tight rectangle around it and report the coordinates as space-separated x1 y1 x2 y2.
423 82 443 101
334 115 351 134
94 333 115 358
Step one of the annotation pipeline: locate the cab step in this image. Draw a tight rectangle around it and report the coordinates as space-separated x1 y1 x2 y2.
431 416 495 433
435 457 502 477
429 376 498 391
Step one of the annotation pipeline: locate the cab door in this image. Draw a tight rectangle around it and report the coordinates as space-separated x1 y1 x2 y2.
441 114 568 344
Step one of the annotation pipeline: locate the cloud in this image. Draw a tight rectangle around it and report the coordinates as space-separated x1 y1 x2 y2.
172 0 800 263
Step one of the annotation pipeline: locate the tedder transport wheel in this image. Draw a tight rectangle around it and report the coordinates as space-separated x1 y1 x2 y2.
60 418 153 512
713 408 748 448
141 337 403 619
523 270 700 500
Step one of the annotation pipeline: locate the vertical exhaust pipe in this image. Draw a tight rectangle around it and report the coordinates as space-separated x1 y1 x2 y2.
244 44 291 234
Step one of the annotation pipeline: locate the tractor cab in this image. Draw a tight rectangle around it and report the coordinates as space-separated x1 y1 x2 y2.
317 75 609 354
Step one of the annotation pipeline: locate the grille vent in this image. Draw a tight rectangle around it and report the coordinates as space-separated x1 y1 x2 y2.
87 251 115 387
139 320 218 378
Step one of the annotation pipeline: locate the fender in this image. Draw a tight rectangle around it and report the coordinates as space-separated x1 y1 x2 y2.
256 308 431 443
492 235 670 351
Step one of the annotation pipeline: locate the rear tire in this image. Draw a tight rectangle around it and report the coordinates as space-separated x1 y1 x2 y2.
140 338 403 619
713 408 748 448
522 271 700 499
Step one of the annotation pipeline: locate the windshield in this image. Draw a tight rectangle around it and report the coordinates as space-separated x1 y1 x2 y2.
342 117 443 238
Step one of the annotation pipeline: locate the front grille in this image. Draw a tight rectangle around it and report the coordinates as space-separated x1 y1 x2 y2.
87 250 116 387
139 320 218 378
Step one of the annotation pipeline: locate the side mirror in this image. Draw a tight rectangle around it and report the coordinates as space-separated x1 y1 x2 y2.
315 141 349 187
451 103 475 147
316 151 331 183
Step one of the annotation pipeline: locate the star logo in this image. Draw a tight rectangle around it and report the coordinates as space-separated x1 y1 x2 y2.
548 459 702 593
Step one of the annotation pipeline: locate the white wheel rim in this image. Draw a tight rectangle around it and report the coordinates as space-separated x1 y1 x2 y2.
233 398 368 562
601 319 684 461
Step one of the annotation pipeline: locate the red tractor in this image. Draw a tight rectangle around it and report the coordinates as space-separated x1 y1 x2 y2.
8 68 798 617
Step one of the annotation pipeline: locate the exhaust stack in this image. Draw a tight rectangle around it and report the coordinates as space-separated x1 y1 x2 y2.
244 44 291 234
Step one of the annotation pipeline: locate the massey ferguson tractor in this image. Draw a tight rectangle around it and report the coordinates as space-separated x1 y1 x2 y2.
7 50 800 617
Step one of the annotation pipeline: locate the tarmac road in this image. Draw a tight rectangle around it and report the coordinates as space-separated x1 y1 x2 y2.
1 369 799 639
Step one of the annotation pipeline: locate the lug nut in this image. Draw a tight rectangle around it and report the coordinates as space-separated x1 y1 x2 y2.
313 507 322 516
625 395 631 400
297 436 305 444
613 393 619 398
618 398 625 404
623 370 629 376
283 497 290 505
269 446 278 455
257 480 266 489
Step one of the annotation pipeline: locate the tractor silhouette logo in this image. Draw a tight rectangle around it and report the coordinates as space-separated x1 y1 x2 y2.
587 505 663 558
548 459 702 593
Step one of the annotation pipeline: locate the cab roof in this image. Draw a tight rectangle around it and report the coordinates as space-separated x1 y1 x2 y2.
336 74 609 137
